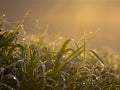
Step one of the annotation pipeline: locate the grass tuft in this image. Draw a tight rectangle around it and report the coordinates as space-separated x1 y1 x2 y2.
0 20 120 90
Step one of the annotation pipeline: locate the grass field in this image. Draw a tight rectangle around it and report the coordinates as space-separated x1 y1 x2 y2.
0 21 120 90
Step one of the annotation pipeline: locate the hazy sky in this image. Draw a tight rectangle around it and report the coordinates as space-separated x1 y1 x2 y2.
0 0 120 52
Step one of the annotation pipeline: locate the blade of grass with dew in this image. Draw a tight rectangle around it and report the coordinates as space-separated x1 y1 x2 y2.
15 10 30 32
54 41 84 73
89 49 105 68
53 40 71 72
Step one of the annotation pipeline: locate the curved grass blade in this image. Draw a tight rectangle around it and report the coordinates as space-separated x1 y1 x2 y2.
53 40 71 72
89 49 105 68
7 74 20 89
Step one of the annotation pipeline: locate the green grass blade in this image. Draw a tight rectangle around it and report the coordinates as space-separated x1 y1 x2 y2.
89 49 105 68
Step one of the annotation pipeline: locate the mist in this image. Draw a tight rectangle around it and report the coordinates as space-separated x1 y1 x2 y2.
0 0 120 52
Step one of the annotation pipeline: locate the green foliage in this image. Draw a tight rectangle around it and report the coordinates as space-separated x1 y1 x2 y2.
0 23 120 90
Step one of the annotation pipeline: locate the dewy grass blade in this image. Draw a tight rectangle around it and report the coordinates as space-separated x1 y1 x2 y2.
53 40 71 72
54 40 85 73
89 49 105 68
7 74 20 89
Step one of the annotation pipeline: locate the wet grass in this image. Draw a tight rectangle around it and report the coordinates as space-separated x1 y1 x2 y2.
0 22 120 90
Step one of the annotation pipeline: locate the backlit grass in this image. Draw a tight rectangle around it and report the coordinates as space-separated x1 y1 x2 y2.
0 21 120 90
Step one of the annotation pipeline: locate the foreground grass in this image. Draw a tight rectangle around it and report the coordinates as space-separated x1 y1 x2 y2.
0 24 120 90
